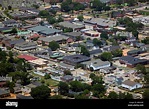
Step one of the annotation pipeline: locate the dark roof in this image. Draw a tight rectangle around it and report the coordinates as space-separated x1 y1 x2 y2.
120 56 148 65
103 45 120 51
63 54 90 63
9 39 25 45
62 32 82 37
61 75 74 80
31 81 42 87
89 49 102 55
16 94 34 99
0 89 10 96
2 19 17 24
122 80 140 87
0 27 12 31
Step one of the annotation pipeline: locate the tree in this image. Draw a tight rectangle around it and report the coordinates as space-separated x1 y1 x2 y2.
111 49 122 57
100 52 112 61
144 73 149 84
6 81 15 93
108 91 119 99
32 4 39 9
8 5 12 10
38 10 49 17
143 90 149 99
135 64 146 75
48 41 60 51
132 30 139 39
44 73 51 79
58 82 69 95
92 84 105 94
116 0 123 5
77 15 84 21
61 2 71 12
89 73 96 79
79 45 90 57
76 36 82 41
93 38 102 47
50 95 63 99
69 81 84 92
47 16 56 24
31 85 51 99
124 92 133 99
75 94 89 99
11 28 18 34
63 70 72 75
57 16 64 23
142 37 149 44
100 32 108 40
91 76 104 86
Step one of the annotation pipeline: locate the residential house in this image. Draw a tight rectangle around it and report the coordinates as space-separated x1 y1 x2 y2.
62 32 82 41
119 56 148 68
60 75 74 82
16 94 34 99
89 48 102 57
127 48 147 57
21 81 42 93
38 35 73 45
101 45 120 52
121 80 143 91
0 89 10 98
14 42 37 51
58 21 85 32
84 18 117 28
81 59 111 71
63 54 90 66
2 19 21 27
28 26 62 36
59 62 75 71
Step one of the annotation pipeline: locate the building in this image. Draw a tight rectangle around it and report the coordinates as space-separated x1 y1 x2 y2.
38 35 73 45
28 26 62 36
62 32 82 41
101 45 120 52
63 54 90 66
60 75 74 82
18 54 37 61
58 21 85 32
2 19 21 27
121 80 143 91
14 42 37 51
16 94 34 99
119 56 148 68
81 59 111 71
0 89 10 98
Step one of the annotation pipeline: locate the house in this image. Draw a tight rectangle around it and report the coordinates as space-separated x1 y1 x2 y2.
21 81 42 93
3 38 25 48
34 48 53 60
119 56 148 68
121 80 143 91
63 54 90 66
14 42 37 51
115 77 123 86
60 75 74 82
38 35 73 45
62 32 82 41
0 89 10 98
18 54 37 61
58 21 85 32
89 49 102 57
2 19 21 27
101 45 120 52
28 26 62 36
59 62 75 71
19 7 39 15
81 59 111 71
16 94 34 99
100 67 113 74
127 48 147 57
0 27 13 34
84 18 117 28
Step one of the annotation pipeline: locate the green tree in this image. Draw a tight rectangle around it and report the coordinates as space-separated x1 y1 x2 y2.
61 2 71 12
89 73 96 79
32 4 39 9
91 76 104 86
39 10 49 17
135 64 146 75
75 94 89 99
11 28 18 34
47 16 56 24
100 52 112 61
92 84 105 94
6 81 15 93
144 73 149 84
108 91 119 99
124 92 133 99
58 82 69 95
50 95 63 99
77 15 84 21
100 32 108 40
48 41 60 51
143 90 149 99
111 49 122 57
69 81 84 92
79 45 90 57
93 38 102 47
142 37 149 44
57 16 64 23
44 73 51 79
76 36 82 41
63 70 72 75
31 85 51 99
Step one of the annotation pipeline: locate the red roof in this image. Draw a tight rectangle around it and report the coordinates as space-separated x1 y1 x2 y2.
18 54 37 61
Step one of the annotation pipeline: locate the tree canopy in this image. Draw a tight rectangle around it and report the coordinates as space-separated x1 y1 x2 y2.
100 52 112 61
31 85 51 99
58 81 69 95
48 41 60 51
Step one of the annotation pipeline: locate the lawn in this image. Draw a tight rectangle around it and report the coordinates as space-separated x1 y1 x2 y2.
45 79 59 87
